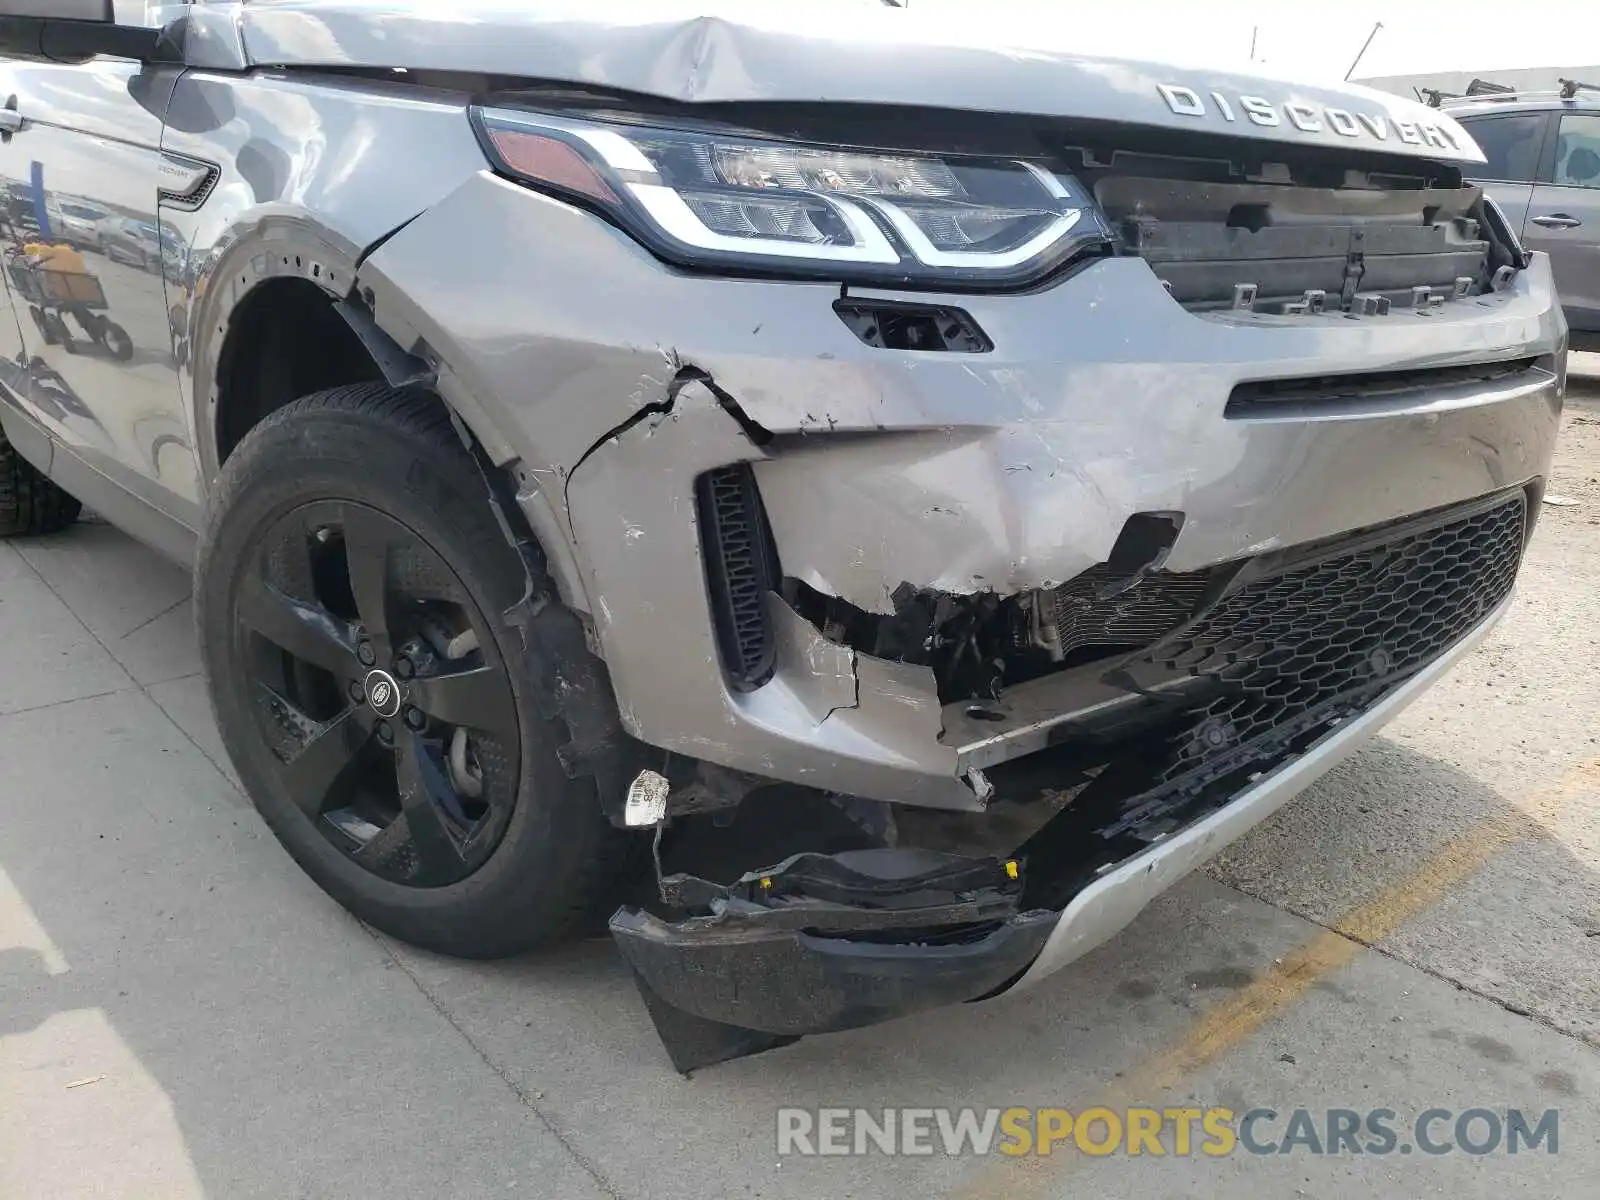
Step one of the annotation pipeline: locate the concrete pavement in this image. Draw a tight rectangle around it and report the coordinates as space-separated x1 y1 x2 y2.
2 376 1598 1199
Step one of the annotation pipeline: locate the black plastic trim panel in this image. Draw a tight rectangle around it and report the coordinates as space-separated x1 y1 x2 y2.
1227 357 1542 416
696 463 780 691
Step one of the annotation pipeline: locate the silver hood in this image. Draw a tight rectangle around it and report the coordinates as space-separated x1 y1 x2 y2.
224 1 1484 164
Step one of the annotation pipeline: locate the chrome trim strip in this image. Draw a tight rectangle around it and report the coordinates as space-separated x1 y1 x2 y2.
1225 368 1557 424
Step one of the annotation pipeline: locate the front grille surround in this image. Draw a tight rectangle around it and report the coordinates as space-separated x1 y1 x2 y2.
1061 139 1501 314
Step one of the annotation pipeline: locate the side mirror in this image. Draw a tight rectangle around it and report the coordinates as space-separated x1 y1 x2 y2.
0 1 181 64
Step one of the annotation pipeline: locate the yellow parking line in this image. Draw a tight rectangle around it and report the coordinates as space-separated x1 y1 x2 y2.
1138 810 1529 1093
953 757 1599 1199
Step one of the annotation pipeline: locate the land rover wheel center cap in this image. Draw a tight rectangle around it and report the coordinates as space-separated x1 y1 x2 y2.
364 669 403 718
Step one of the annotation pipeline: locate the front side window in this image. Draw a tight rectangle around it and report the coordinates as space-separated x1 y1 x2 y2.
1460 114 1545 182
1554 114 1600 187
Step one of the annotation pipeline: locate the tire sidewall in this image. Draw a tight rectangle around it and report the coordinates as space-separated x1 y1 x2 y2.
104 324 134 362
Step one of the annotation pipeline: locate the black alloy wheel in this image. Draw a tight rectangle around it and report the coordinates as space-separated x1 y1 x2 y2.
237 499 520 888
198 384 630 958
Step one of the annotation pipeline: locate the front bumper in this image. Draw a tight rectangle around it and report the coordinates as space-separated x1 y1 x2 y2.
611 848 1059 1070
360 173 1564 811
353 174 1557 1070
613 591 1512 1070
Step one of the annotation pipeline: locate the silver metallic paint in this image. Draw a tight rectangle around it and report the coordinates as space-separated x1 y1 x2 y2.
158 70 489 486
0 1 1561 812
0 56 195 521
227 1 1484 165
177 2 249 71
357 170 1562 806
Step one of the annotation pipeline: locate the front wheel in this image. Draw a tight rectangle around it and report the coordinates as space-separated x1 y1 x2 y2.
196 384 630 957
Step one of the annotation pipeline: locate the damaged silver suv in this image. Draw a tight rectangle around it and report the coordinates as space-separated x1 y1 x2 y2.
0 1 1566 1070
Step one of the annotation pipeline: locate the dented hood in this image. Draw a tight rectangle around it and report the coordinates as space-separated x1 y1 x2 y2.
235 0 1484 164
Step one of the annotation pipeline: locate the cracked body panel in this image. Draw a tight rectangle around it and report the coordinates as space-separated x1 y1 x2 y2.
4 0 1570 1073
767 597 858 725
556 376 975 807
358 170 1562 810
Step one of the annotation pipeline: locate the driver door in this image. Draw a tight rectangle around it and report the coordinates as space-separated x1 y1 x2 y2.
0 0 200 547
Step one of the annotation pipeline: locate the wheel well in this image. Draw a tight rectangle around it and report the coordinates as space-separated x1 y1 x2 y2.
213 278 385 465
206 275 592 612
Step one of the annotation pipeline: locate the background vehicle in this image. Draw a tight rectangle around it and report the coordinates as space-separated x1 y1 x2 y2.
1443 80 1600 349
158 218 187 282
0 1 1568 1070
98 215 162 269
46 197 113 250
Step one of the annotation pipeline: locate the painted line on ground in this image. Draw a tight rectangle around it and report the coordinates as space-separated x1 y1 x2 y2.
953 757 1599 1199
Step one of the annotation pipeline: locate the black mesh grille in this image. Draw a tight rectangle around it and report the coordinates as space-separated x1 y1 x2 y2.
697 464 779 691
1105 492 1526 837
1040 564 1212 659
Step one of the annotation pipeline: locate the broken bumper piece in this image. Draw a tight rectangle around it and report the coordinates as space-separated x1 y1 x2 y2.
612 588 1516 1072
609 849 1056 1072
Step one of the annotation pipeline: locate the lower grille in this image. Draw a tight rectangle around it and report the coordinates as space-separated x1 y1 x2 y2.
1036 564 1211 661
697 464 780 691
1108 491 1526 836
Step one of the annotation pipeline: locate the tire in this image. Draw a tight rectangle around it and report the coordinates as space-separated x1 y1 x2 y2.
29 305 56 345
196 383 630 958
100 320 133 362
0 422 81 537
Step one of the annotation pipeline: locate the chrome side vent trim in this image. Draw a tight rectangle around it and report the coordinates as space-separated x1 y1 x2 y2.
158 152 219 211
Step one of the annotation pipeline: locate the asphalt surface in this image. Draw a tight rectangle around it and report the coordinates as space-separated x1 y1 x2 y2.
2 362 1598 1199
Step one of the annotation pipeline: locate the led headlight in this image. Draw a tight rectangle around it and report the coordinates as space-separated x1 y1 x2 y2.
473 108 1110 288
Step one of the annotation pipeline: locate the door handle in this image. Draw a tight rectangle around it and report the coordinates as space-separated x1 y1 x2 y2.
1530 213 1582 229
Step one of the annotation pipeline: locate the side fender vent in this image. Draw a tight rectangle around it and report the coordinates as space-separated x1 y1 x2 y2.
157 151 220 212
696 464 779 691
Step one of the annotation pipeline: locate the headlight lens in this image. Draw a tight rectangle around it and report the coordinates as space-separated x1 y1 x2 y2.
474 108 1109 288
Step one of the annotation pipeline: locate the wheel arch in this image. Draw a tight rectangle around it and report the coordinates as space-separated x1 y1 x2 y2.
192 214 592 615
190 214 368 484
